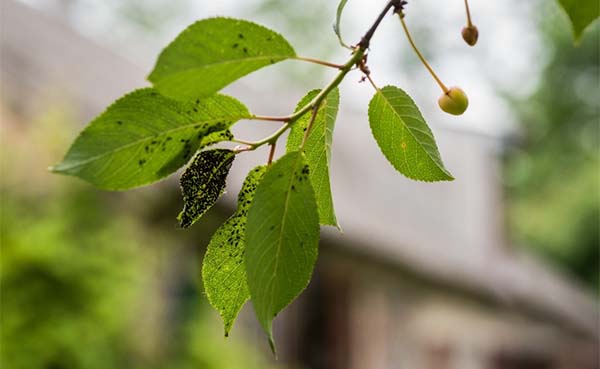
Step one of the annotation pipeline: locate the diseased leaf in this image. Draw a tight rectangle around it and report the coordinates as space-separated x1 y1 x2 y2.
202 166 267 336
557 0 599 42
178 149 235 228
51 89 249 190
148 17 296 101
286 88 340 227
245 151 319 351
333 0 350 48
199 129 234 150
368 85 453 182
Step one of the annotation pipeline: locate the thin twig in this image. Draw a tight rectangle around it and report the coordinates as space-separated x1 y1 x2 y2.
233 0 399 152
358 0 400 49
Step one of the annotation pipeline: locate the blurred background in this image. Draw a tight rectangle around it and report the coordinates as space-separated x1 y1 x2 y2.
1 0 598 368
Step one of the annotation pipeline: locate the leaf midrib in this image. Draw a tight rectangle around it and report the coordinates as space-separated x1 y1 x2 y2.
152 55 292 81
267 152 303 319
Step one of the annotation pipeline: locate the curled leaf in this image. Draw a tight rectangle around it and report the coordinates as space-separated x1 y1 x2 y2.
333 0 351 49
178 149 235 228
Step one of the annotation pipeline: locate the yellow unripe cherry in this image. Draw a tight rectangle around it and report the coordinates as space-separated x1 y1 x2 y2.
462 25 479 46
438 87 469 115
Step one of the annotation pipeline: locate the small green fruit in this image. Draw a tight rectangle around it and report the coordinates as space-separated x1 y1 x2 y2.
462 25 479 46
438 87 469 115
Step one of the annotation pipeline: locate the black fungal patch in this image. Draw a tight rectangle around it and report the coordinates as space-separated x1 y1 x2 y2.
178 149 235 228
238 33 244 39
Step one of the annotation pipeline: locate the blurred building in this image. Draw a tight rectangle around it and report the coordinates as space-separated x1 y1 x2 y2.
1 1 598 368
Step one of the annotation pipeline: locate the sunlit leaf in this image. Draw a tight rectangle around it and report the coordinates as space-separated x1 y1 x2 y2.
148 17 296 101
368 85 453 182
51 89 249 190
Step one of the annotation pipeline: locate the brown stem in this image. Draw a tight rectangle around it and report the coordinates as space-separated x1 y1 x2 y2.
267 142 276 165
358 0 400 49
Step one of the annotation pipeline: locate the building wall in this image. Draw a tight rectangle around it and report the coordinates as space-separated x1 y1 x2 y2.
270 248 599 369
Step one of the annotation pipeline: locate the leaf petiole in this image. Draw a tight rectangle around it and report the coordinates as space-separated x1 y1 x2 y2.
294 56 345 69
248 114 289 122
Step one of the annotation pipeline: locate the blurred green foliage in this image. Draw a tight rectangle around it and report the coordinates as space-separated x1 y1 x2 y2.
505 13 599 290
0 105 278 369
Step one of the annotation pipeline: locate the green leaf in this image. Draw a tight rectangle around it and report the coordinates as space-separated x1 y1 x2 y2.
368 85 453 182
199 129 234 150
245 151 319 351
148 17 296 101
178 149 235 228
333 0 350 48
51 89 249 190
557 0 599 42
202 165 267 336
286 88 340 227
